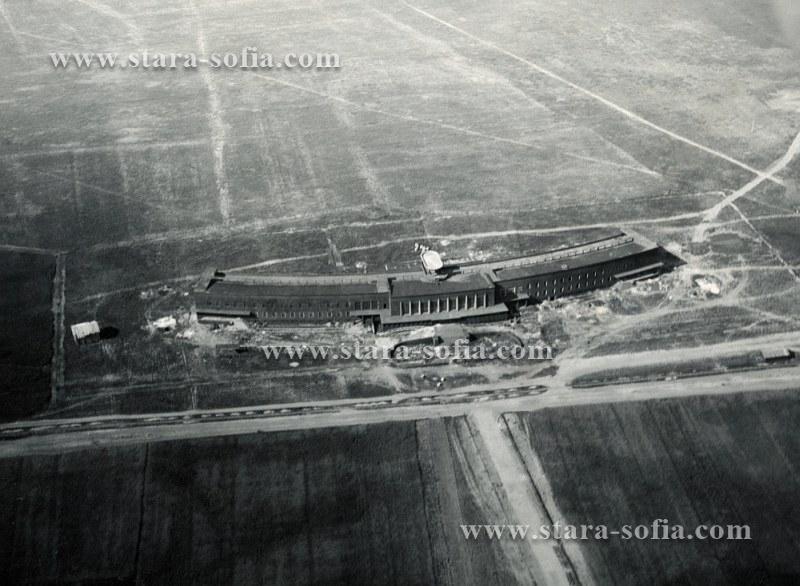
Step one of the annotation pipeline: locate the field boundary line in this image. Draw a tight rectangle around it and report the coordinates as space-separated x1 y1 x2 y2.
250 72 660 178
729 203 800 283
0 0 24 51
469 410 576 586
402 2 784 187
70 0 143 46
694 129 800 241
503 413 594 586
189 0 231 225
0 244 64 256
50 252 67 405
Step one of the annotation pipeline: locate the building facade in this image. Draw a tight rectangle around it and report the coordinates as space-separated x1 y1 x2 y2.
194 230 670 330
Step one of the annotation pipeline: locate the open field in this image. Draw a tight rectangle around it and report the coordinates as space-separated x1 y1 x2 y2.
2 0 800 417
506 389 800 585
2 0 798 250
0 251 56 421
571 350 787 387
0 418 530 584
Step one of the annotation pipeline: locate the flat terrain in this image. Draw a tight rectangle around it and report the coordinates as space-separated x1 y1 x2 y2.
1 0 799 416
507 389 800 586
0 251 55 420
0 417 534 585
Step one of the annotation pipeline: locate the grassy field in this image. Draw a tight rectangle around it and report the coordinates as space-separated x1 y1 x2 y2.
2 0 799 416
0 418 526 584
506 390 800 585
2 0 797 250
0 251 55 421
571 351 774 387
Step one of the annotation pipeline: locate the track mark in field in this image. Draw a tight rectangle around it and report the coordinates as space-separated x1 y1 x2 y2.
50 253 66 405
469 411 574 586
74 275 200 304
729 202 800 282
189 0 231 225
14 161 177 217
331 103 393 211
70 0 143 45
225 251 330 272
371 5 660 179
0 244 62 255
251 73 659 178
402 2 783 187
0 1 24 51
17 31 83 48
224 210 703 272
694 130 800 242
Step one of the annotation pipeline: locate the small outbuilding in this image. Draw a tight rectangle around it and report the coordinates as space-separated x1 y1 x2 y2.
762 347 795 363
71 321 100 345
152 316 177 332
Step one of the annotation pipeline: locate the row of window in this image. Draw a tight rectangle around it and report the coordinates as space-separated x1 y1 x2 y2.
203 297 387 311
398 293 490 316
503 262 633 299
259 310 345 320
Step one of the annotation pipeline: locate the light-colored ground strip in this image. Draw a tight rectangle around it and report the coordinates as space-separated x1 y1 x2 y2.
368 4 660 179
0 0 24 51
729 202 800 282
470 409 577 586
4 366 799 485
447 419 539 583
17 31 83 48
50 253 66 405
401 2 785 188
251 73 660 178
13 160 179 217
224 210 703 271
69 0 143 46
694 129 800 241
74 275 199 303
0 139 212 160
503 413 595 586
79 188 718 252
0 244 64 255
189 0 231 225
331 103 394 211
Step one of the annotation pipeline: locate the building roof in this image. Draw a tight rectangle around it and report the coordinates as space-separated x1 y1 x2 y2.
493 237 655 282
390 272 493 298
206 275 388 297
381 303 509 325
199 229 659 300
71 321 100 339
421 250 444 272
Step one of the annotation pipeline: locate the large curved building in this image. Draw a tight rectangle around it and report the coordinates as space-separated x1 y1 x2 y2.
194 229 670 330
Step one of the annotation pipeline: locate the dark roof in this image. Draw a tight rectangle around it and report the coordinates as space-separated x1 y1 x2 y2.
390 273 493 298
494 239 654 282
205 280 381 298
382 303 509 325
198 230 660 300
